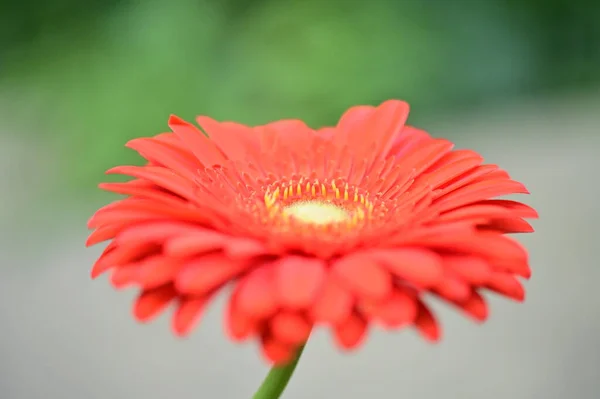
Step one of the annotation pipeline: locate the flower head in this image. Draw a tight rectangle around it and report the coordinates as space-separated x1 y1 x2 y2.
87 100 537 364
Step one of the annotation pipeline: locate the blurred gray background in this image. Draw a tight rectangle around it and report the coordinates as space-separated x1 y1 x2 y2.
1 0 599 398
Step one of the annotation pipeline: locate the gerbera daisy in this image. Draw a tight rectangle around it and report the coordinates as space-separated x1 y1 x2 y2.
87 100 536 374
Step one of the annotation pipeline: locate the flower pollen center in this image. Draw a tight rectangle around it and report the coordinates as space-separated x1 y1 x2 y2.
262 177 375 230
283 200 349 225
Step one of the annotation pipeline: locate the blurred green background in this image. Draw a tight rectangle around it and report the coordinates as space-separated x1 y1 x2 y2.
1 0 599 201
3 3 600 399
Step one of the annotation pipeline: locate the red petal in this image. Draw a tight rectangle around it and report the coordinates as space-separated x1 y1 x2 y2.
434 274 471 302
371 248 444 288
269 311 312 344
163 230 227 257
92 242 116 268
153 131 189 151
414 301 441 341
437 204 515 224
255 122 312 176
175 253 250 295
126 137 201 181
337 101 409 175
364 100 411 159
225 288 260 341
435 179 529 212
375 162 416 197
333 311 368 350
390 126 431 157
413 156 482 191
486 273 525 302
110 265 140 289
86 224 126 246
421 232 530 277
434 164 505 197
115 221 200 246
474 199 538 218
106 165 198 201
168 115 227 166
172 297 209 336
471 168 510 183
138 255 183 289
196 116 256 161
481 217 535 233
368 288 418 329
260 335 295 365
337 105 375 133
455 290 488 322
90 199 207 228
309 277 354 325
443 255 492 285
394 139 454 178
275 256 326 309
426 148 482 170
492 257 532 280
92 242 158 278
98 181 186 208
332 253 392 300
236 264 278 319
133 284 176 322
224 238 268 259
87 207 160 231
90 248 120 278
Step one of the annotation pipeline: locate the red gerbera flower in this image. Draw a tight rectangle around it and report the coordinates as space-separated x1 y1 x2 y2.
87 100 537 365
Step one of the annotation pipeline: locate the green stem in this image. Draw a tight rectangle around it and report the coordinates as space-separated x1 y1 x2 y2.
252 344 306 399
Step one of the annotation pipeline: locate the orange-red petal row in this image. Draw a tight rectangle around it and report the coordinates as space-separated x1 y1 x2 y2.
87 99 537 364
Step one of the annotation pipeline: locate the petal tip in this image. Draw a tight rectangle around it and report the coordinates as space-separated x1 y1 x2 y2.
104 166 122 175
380 99 410 112
168 114 188 127
172 323 191 337
90 265 106 279
124 137 144 150
421 330 442 343
86 216 97 230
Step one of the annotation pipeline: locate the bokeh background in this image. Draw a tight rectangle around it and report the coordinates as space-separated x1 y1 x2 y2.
1 0 599 398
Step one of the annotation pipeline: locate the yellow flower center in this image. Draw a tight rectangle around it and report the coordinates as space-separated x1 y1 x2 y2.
283 201 349 225
262 177 375 229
